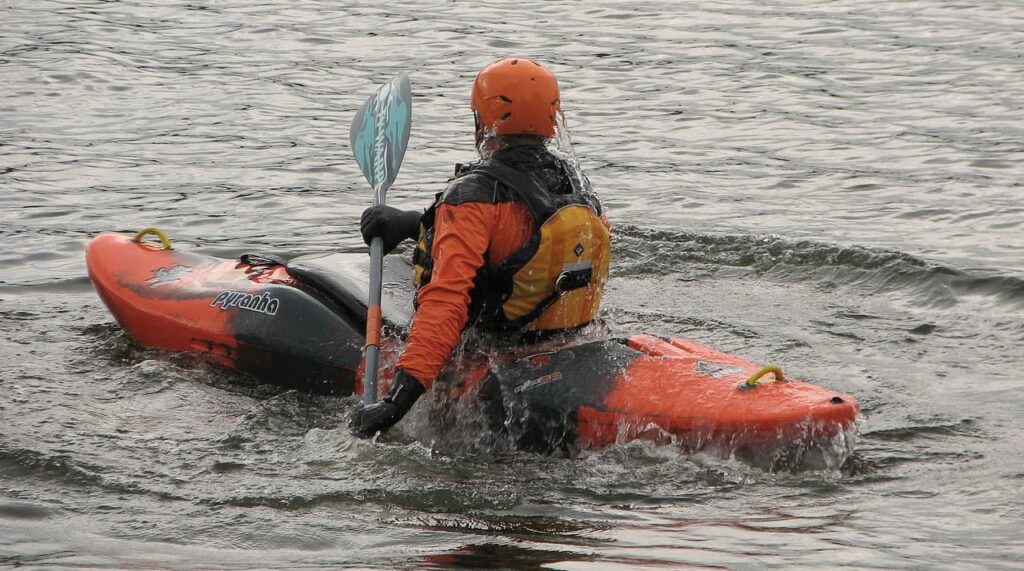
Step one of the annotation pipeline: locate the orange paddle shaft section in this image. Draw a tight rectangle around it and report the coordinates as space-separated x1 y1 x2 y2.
365 305 382 347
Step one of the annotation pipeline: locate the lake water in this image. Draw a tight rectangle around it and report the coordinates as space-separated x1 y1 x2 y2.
2 0 1023 568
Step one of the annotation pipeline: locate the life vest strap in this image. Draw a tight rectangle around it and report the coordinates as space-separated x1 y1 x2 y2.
508 266 593 329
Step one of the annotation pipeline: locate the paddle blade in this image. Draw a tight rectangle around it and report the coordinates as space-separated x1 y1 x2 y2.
350 72 412 200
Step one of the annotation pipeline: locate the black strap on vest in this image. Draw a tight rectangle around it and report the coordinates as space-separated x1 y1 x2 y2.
503 272 593 330
483 160 558 222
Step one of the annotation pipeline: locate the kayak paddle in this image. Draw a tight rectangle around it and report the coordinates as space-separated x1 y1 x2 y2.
350 72 412 404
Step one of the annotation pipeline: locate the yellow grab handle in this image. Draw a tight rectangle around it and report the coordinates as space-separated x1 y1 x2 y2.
741 365 785 389
132 227 173 250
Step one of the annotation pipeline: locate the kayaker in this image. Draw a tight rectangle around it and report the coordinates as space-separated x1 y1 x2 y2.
351 58 611 438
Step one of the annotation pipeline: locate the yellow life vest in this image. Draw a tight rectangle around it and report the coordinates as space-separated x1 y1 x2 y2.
412 153 610 332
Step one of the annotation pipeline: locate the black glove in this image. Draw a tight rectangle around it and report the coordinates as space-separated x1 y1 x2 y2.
350 369 426 438
359 205 422 254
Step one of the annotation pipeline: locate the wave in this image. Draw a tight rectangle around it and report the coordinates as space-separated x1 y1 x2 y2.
612 225 1024 311
0 443 184 502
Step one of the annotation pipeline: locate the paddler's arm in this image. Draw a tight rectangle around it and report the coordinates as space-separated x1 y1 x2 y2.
397 201 494 387
351 200 494 438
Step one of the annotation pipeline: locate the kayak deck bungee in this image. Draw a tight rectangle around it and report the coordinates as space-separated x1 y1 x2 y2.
86 230 859 463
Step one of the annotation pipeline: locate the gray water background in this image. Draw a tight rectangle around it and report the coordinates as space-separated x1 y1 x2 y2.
2 0 1023 568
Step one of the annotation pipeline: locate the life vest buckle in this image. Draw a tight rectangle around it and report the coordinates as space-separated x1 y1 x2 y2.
554 267 593 294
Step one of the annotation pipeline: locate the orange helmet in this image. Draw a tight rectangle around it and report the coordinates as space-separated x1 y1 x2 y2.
471 58 561 138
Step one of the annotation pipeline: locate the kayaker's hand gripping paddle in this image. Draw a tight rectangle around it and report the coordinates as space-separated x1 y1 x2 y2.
350 72 412 404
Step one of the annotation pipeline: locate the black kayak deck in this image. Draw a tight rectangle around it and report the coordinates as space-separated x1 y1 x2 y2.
286 252 416 332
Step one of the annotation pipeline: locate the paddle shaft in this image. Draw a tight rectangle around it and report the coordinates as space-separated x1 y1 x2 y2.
363 233 385 404
363 176 388 404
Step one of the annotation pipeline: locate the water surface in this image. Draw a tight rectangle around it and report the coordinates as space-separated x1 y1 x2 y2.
2 0 1023 568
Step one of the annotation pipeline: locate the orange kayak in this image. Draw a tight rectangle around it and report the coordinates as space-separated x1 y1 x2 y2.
87 230 859 464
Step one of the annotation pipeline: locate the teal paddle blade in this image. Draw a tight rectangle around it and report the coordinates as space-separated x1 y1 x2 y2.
350 72 412 202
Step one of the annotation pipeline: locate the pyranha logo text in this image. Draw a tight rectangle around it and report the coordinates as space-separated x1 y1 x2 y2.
211 291 280 316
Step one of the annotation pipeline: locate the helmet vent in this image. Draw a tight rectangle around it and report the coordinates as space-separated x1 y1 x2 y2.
510 59 519 65
498 95 513 103
500 112 512 120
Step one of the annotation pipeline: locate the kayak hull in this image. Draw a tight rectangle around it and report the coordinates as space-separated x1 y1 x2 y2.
86 232 859 461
